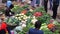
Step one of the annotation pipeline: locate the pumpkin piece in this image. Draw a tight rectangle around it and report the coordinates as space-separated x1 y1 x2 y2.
47 23 55 29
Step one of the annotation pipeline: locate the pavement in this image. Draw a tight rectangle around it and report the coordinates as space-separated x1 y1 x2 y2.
48 5 60 22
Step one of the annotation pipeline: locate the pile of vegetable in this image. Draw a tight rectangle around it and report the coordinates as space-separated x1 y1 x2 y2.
11 4 29 14
5 5 60 34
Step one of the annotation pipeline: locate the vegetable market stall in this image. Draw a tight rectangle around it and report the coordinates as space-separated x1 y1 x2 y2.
2 5 60 34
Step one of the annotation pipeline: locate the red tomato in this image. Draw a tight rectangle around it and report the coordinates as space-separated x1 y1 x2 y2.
34 12 42 17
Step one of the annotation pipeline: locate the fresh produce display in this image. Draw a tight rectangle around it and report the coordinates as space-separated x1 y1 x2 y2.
5 16 20 25
4 5 60 34
11 4 29 14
